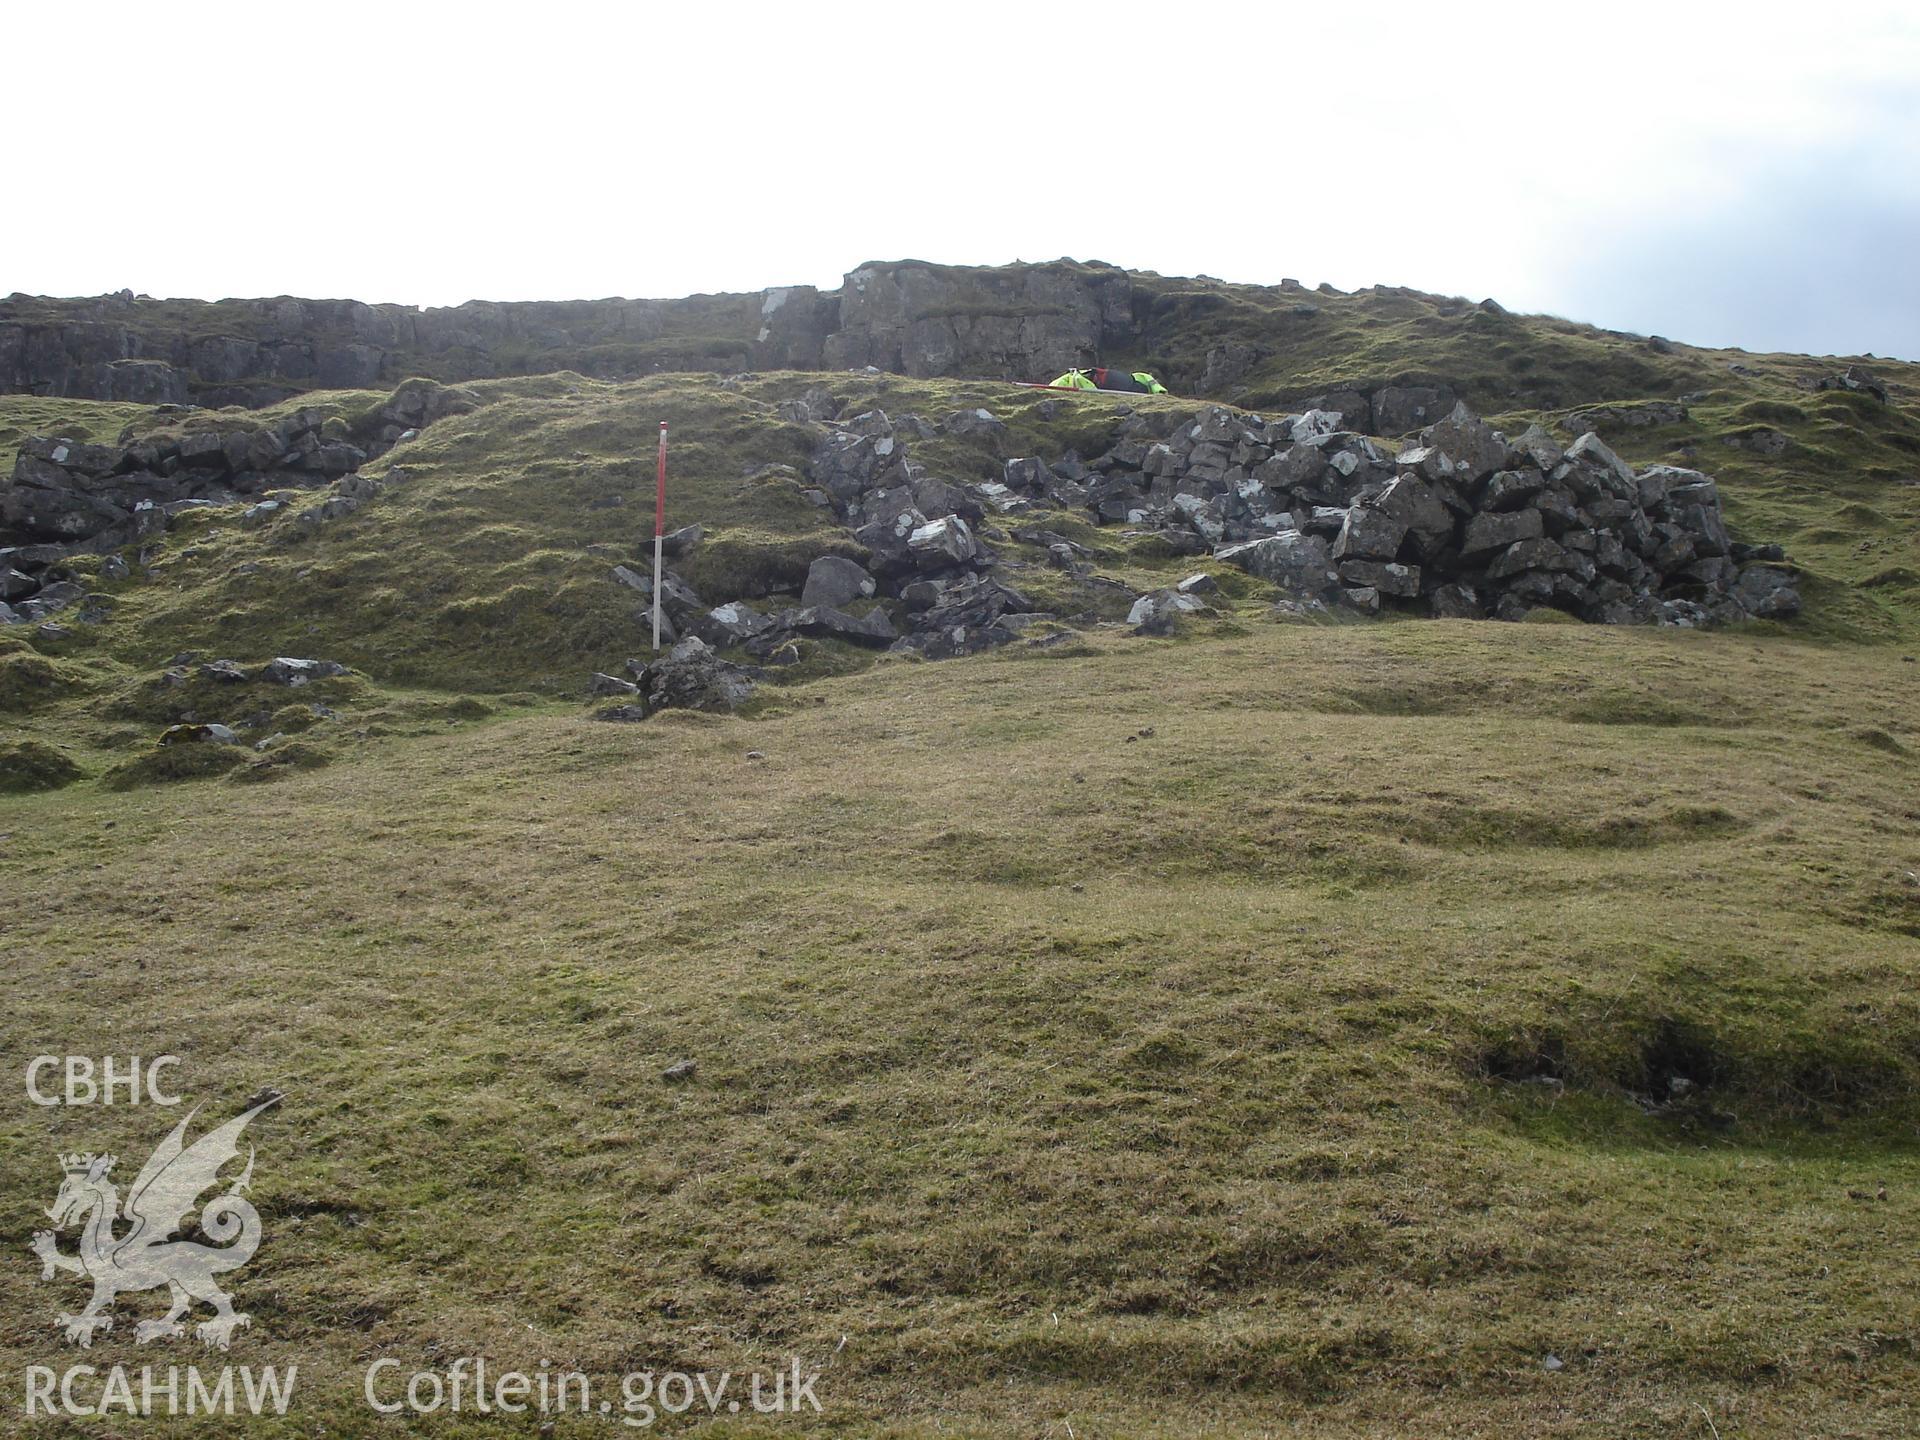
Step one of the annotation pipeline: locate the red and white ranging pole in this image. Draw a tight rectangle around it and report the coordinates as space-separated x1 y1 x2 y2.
653 420 667 652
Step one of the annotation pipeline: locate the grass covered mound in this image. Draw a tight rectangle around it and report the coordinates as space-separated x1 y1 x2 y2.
0 394 153 472
0 621 1916 1436
100 735 248 789
0 736 84 791
0 646 93 712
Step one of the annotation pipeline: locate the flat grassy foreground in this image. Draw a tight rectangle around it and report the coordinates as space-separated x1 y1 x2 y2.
2 620 1917 1437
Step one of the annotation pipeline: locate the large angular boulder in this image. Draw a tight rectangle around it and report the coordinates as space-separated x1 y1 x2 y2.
1337 560 1420 597
1488 537 1569 579
812 430 906 509
781 604 898 647
1371 384 1457 435
1731 565 1801 619
896 575 1037 657
1003 457 1053 492
1421 402 1509 483
1816 365 1889 404
800 555 877 608
846 408 894 439
1128 588 1210 635
1671 498 1732 557
626 637 756 716
1528 488 1581 535
1371 475 1455 559
1558 432 1638 501
1480 468 1548 512
610 564 704 628
292 440 368 477
943 408 1009 449
1252 443 1327 493
1428 583 1484 620
159 722 240 746
1510 424 1564 473
1656 469 1719 509
907 514 981 569
1288 409 1344 442
1394 444 1456 485
1300 389 1372 433
1460 507 1544 558
853 500 929 578
971 479 1030 514
18 436 120 477
1215 531 1339 594
258 657 349 686
1331 507 1406 561
695 601 775 648
0 479 127 542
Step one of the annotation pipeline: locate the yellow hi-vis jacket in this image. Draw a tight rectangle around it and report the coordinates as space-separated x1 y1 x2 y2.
1049 368 1169 394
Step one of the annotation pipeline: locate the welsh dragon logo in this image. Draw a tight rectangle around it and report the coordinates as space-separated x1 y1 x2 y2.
29 1099 278 1350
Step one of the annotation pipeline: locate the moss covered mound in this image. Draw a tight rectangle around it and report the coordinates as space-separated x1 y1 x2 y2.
0 648 92 712
0 737 85 791
102 738 248 789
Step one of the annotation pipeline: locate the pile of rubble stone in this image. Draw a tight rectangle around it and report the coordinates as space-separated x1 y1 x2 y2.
594 405 1060 680
791 393 1798 633
1009 399 1801 627
590 393 1804 716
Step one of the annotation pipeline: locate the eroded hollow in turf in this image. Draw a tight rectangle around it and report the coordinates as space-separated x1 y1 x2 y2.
1470 1009 1916 1133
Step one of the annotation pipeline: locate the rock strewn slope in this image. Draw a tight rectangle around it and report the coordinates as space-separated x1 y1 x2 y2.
574 390 1800 716
0 381 475 622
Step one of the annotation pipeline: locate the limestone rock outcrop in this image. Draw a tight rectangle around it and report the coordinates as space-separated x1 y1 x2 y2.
0 379 473 619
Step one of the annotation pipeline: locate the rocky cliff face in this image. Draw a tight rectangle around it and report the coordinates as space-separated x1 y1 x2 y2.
2 269 1084 408
1 261 1457 413
14 257 1857 430
820 261 1133 378
0 288 801 408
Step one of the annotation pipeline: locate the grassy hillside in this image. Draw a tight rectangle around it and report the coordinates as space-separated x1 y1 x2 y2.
0 393 153 463
3 359 1917 793
1127 277 1709 409
3 349 1918 1434
2 622 1917 1436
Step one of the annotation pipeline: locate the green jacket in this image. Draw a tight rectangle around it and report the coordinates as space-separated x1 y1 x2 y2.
1050 368 1168 394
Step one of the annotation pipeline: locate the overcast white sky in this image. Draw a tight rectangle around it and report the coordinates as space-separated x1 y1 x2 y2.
9 1 1918 358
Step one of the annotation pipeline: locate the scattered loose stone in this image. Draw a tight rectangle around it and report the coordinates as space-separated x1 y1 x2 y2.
158 722 239 746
